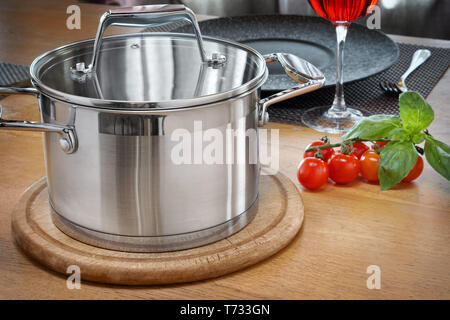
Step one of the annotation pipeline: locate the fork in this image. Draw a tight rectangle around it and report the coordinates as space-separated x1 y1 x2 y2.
379 49 431 94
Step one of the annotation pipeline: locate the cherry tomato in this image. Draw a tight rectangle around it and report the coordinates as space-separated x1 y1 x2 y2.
402 156 424 182
327 153 360 184
304 141 335 162
372 141 388 151
297 158 329 190
360 150 380 183
349 141 369 159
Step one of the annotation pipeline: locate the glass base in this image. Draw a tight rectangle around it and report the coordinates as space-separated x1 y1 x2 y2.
301 106 369 134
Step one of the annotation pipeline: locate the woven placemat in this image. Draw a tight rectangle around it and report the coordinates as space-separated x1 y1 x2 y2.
265 43 450 125
0 62 29 86
0 62 30 100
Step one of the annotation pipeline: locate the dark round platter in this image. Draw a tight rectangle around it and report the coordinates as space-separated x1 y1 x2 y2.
188 15 399 91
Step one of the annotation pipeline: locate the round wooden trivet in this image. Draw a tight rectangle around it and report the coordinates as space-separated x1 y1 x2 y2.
11 172 304 285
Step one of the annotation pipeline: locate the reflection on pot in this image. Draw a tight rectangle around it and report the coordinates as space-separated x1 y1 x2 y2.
98 113 166 136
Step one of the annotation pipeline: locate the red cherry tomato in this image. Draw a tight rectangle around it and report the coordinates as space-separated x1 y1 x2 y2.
327 153 360 184
360 150 380 183
304 141 335 162
402 156 424 182
372 141 388 151
349 141 369 159
297 158 329 190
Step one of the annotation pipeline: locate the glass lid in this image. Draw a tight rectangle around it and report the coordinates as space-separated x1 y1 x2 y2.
30 32 266 110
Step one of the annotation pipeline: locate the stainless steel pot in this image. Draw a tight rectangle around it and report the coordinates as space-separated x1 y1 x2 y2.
0 5 324 252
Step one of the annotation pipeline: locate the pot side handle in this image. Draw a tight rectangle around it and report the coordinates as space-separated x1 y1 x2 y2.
258 53 325 127
72 4 225 75
0 86 39 95
0 90 77 154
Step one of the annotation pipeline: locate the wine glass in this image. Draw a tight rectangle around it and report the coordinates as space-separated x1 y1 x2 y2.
302 0 379 133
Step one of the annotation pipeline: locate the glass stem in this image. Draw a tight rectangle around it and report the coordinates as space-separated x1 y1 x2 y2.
329 23 349 116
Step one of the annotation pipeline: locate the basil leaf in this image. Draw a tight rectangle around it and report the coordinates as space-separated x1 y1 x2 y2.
379 141 418 190
387 128 409 142
343 115 401 141
399 91 434 134
412 132 426 144
424 136 450 181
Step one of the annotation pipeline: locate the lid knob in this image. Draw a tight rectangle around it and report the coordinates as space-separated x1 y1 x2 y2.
208 52 227 68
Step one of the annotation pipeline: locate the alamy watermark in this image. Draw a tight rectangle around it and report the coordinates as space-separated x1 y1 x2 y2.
366 5 381 30
66 265 81 289
366 265 381 290
170 119 279 175
66 5 81 30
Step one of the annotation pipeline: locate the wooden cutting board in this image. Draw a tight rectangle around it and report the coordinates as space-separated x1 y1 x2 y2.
11 172 304 285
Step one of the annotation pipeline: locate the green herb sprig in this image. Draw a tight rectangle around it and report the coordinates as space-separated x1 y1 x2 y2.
305 91 450 190
345 91 449 190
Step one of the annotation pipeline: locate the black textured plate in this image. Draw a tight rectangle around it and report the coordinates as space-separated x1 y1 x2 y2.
191 15 399 91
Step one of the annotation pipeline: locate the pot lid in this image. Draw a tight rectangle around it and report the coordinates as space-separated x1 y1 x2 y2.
30 33 267 110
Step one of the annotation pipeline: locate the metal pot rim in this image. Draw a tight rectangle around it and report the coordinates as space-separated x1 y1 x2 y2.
29 32 268 111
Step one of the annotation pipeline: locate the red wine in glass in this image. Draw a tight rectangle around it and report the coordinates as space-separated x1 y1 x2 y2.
301 0 379 133
309 0 378 23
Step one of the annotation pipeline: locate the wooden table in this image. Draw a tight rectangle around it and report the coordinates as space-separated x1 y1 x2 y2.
1 0 449 299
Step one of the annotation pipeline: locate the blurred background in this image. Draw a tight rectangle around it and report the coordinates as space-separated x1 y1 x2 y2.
82 0 450 40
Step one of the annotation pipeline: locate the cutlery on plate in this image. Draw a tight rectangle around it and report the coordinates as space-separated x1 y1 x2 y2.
379 49 431 94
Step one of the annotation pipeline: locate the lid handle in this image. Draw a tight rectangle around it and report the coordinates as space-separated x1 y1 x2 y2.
73 4 224 74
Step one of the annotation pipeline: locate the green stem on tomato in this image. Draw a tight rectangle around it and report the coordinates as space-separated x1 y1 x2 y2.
305 138 391 153
372 141 382 154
